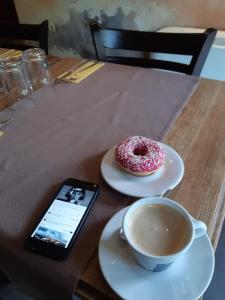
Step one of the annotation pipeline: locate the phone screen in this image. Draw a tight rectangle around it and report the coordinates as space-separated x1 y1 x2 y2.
31 184 95 248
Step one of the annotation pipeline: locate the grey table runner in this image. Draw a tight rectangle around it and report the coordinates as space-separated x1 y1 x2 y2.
0 63 198 300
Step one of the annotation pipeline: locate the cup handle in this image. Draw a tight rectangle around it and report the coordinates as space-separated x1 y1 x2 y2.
192 217 207 238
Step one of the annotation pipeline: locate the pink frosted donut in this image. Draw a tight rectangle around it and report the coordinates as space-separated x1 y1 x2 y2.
115 136 165 176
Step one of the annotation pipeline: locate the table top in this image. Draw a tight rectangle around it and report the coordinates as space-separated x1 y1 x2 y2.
76 68 225 298
51 55 225 299
1 48 225 300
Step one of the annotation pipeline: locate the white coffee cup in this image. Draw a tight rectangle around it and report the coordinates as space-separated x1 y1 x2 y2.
121 197 207 272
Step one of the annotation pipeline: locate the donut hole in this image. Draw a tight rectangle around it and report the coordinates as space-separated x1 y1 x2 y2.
133 144 148 156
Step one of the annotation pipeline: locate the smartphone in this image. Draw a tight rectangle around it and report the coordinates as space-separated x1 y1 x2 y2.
25 178 100 260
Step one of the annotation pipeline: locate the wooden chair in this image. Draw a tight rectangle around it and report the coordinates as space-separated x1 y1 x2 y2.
89 21 217 76
0 20 49 54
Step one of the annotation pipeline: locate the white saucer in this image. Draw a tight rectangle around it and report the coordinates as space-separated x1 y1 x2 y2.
98 208 215 300
101 143 184 197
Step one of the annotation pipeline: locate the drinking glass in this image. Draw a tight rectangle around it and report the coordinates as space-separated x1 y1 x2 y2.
22 48 53 91
1 56 33 110
0 77 4 93
0 57 8 93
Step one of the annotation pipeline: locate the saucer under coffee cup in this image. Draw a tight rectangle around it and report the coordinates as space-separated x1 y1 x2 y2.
121 197 207 271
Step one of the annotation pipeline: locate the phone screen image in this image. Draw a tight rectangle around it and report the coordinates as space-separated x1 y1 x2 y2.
31 184 95 248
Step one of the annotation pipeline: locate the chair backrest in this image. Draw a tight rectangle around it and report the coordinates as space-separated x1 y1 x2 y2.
0 20 49 54
89 21 217 76
0 0 19 23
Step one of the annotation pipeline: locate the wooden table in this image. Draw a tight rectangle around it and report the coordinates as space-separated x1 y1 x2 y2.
1 48 225 299
76 69 225 299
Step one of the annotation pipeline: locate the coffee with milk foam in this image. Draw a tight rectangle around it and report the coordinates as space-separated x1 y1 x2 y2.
128 204 191 256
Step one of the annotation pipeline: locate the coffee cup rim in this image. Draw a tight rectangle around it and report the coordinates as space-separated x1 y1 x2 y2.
122 197 194 259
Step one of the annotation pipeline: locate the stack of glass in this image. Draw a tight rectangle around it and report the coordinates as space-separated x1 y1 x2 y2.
0 48 52 111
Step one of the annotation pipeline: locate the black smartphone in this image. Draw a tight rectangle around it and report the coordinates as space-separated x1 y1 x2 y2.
25 178 100 260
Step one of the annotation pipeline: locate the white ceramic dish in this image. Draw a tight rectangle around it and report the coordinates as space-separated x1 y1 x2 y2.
98 207 215 300
101 143 184 197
